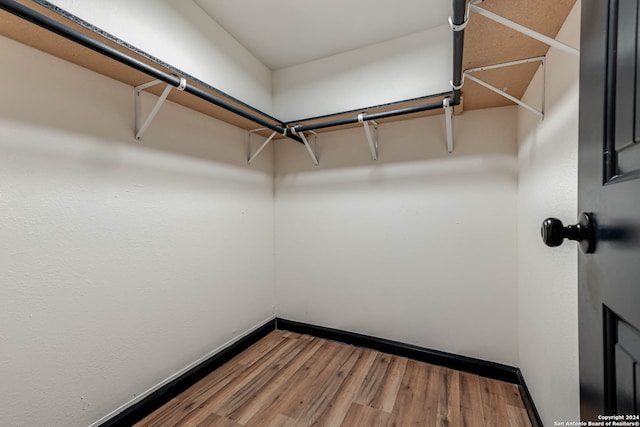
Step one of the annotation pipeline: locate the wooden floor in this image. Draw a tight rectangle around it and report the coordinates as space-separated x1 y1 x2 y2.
137 331 532 427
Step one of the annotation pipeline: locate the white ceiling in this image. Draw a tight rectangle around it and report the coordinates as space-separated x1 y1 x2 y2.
193 0 451 70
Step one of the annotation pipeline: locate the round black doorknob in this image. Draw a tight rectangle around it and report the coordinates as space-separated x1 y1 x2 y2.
541 212 596 253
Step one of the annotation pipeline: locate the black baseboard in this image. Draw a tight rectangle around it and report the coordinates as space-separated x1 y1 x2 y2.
99 318 275 427
517 370 544 427
276 318 520 383
98 317 542 427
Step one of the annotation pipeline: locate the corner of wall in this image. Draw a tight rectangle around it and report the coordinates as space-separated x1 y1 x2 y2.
274 106 519 367
516 0 581 424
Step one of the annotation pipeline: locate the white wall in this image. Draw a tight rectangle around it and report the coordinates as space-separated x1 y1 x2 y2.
275 107 519 366
0 36 275 427
517 1 581 424
272 25 452 122
47 0 274 114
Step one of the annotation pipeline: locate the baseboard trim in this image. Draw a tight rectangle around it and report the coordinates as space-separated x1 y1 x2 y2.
517 370 544 427
97 317 542 427
98 318 276 427
276 318 520 383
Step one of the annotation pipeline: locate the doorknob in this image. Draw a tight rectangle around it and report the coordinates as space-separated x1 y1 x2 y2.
541 212 596 253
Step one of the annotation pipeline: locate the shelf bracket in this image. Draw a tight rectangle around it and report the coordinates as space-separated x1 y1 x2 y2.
134 77 186 140
247 129 277 165
443 98 454 153
469 1 579 57
464 56 545 119
293 129 319 166
358 114 379 160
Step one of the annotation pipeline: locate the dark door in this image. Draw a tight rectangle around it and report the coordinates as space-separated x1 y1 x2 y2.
580 0 640 418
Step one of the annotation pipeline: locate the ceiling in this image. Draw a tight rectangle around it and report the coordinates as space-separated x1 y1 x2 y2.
192 0 451 70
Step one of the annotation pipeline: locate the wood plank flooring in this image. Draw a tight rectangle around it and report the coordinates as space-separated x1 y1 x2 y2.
136 331 532 427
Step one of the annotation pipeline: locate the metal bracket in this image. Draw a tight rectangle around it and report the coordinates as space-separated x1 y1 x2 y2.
134 77 186 140
450 80 464 91
448 16 468 32
464 56 546 119
358 114 379 160
292 128 319 166
247 129 277 165
443 98 454 153
469 3 579 57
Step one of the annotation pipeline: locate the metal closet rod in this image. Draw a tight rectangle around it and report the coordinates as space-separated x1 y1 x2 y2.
0 0 304 144
450 0 465 105
287 0 466 134
289 100 447 133
0 0 465 142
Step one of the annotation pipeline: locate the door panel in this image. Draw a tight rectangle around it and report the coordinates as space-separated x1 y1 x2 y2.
616 144 640 178
613 0 638 153
608 0 640 181
607 311 640 413
580 0 640 419
636 369 640 409
614 345 635 413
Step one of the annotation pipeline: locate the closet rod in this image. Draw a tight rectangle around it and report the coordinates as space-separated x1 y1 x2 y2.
288 0 466 134
450 0 465 105
290 100 446 134
0 0 304 144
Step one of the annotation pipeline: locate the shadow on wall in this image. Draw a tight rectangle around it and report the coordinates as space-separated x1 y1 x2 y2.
519 76 579 170
275 156 518 200
0 36 271 175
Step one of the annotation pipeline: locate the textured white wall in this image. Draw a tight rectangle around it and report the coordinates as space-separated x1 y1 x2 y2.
47 0 274 114
517 1 581 424
275 107 519 366
0 36 275 427
272 25 452 122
